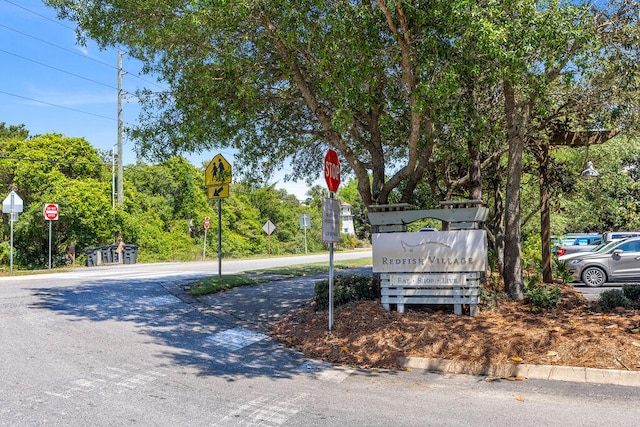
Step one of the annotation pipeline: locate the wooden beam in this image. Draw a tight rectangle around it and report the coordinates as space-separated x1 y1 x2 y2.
549 130 619 147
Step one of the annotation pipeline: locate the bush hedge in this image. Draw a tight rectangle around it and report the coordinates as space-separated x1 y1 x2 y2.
314 274 379 311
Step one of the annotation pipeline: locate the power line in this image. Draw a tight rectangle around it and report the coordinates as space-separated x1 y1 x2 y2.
0 90 116 121
1 0 75 30
0 47 118 90
0 22 116 70
1 1 167 91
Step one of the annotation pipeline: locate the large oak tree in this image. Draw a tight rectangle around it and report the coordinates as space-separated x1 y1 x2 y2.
46 0 640 299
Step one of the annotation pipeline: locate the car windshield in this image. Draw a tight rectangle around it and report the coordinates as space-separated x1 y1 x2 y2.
592 240 622 253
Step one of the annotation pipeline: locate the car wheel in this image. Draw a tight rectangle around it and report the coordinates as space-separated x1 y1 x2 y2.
582 266 607 287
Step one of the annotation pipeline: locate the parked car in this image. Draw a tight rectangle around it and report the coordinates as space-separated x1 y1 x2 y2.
554 233 603 257
557 239 626 262
566 237 640 287
602 231 640 242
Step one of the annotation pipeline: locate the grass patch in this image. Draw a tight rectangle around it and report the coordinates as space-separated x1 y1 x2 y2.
189 274 267 296
248 257 371 276
189 257 372 297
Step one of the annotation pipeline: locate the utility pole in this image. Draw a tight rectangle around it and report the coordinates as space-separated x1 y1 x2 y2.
117 51 124 208
112 145 116 209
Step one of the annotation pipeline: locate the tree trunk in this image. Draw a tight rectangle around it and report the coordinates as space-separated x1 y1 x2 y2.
503 80 527 301
468 140 483 201
539 143 553 283
490 173 505 275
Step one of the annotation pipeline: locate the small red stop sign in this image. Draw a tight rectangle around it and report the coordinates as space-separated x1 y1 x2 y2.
204 217 210 229
324 149 340 193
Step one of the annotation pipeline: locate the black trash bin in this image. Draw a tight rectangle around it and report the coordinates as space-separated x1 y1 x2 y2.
123 244 139 264
109 244 120 263
85 247 99 267
100 245 113 264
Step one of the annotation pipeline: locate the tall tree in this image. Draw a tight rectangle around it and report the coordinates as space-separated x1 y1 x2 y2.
45 0 485 207
46 0 640 300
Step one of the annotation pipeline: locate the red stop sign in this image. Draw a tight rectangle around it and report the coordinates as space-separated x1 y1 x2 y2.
43 203 59 221
324 149 341 193
204 216 210 229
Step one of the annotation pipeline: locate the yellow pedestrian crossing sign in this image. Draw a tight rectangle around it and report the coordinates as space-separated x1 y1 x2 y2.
206 154 232 186
207 185 229 199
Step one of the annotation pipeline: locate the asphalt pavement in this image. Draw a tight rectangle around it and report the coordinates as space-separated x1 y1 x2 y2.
163 266 640 388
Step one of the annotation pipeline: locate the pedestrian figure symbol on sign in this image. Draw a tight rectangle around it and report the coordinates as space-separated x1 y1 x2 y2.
205 154 232 186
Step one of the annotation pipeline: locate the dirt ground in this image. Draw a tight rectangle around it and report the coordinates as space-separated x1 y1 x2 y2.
270 285 640 373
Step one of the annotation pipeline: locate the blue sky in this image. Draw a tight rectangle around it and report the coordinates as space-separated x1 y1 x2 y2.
0 0 316 199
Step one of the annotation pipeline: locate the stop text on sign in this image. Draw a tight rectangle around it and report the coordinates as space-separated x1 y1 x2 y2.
324 149 341 193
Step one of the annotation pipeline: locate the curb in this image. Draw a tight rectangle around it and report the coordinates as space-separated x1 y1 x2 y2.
400 357 640 387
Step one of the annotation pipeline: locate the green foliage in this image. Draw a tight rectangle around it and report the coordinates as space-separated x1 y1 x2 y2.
189 275 264 297
553 257 574 284
480 286 509 312
622 285 640 305
0 241 9 266
314 274 379 311
0 123 29 140
520 232 542 271
0 132 363 269
248 258 372 276
599 289 631 312
337 178 370 240
524 283 561 312
550 138 640 233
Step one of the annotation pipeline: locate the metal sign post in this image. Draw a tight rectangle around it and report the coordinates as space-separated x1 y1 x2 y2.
218 200 222 280
203 216 210 262
43 204 59 269
3 191 24 274
322 197 340 331
205 154 232 280
323 149 341 331
263 220 276 257
300 214 310 254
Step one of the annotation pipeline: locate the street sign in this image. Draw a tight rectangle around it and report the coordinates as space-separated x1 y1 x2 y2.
324 149 340 193
299 213 310 229
205 154 232 186
322 197 341 243
207 185 230 199
43 203 59 221
2 191 23 213
263 220 276 235
204 216 210 229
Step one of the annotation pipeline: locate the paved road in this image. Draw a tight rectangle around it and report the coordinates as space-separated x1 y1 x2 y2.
571 282 636 302
2 254 640 426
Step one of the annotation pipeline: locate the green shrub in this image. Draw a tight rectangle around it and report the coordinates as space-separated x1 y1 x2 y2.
480 286 509 311
524 283 561 312
622 285 640 303
523 272 541 288
553 257 574 284
314 274 379 311
599 289 631 311
521 233 542 270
